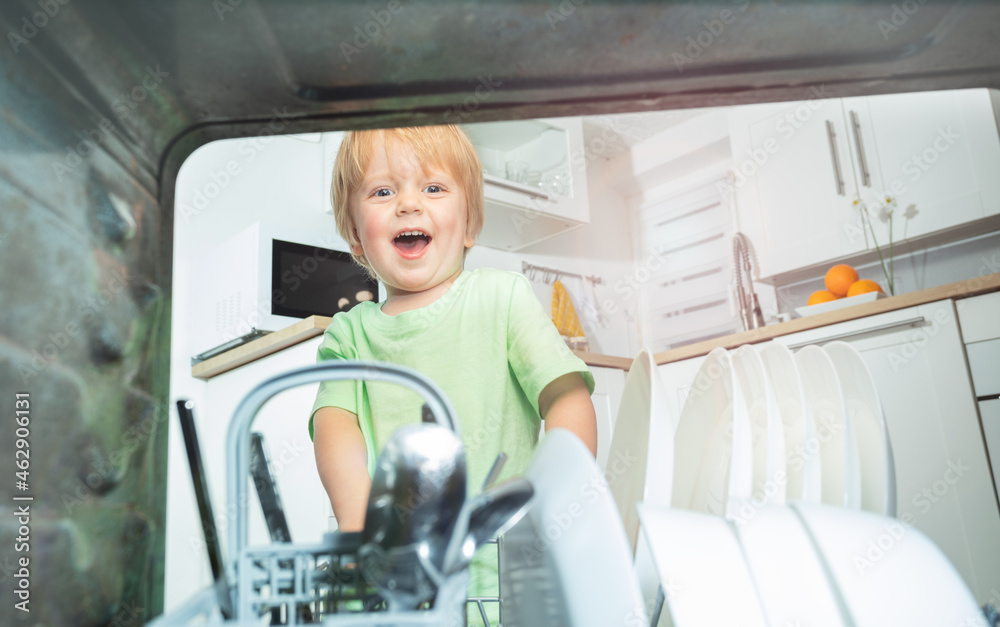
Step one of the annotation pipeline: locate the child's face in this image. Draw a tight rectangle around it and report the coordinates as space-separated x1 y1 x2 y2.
350 135 474 300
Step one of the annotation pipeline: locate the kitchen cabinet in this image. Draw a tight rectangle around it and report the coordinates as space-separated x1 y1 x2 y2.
462 117 590 251
591 365 627 471
728 89 1000 281
729 94 868 279
957 291 1000 516
981 400 1000 509
857 89 1000 243
656 354 708 425
200 337 333 540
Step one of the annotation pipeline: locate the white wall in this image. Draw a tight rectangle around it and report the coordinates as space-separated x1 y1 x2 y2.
166 132 342 611
164 125 638 610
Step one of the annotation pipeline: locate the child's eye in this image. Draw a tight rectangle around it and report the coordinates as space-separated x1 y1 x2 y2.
372 188 394 198
423 184 444 193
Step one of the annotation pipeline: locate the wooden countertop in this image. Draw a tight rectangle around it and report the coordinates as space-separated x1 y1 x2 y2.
192 316 332 379
192 272 999 379
653 271 1000 365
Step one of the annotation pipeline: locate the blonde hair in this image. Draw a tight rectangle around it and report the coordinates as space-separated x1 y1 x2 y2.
331 125 485 275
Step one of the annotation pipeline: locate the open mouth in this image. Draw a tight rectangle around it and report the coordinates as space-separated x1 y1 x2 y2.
393 230 431 256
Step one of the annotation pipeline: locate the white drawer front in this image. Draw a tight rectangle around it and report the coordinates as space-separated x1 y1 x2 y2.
979 399 1000 506
958 291 1000 344
967 338 1000 398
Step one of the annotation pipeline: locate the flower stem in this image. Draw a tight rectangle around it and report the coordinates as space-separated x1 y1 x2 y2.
887 213 895 296
863 208 893 295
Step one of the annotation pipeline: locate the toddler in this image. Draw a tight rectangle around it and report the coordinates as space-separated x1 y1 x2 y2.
309 124 597 621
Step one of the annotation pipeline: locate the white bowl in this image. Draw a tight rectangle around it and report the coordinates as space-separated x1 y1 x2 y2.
795 290 885 317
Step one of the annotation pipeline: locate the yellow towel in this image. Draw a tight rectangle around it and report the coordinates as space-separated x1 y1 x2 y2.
551 280 585 338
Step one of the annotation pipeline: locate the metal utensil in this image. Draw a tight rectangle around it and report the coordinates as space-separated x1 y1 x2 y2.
359 424 467 610
442 477 535 576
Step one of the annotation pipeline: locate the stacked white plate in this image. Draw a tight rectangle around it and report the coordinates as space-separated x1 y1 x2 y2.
670 347 754 518
638 501 985 627
823 341 896 516
628 340 950 627
671 340 895 517
606 348 674 553
756 341 822 503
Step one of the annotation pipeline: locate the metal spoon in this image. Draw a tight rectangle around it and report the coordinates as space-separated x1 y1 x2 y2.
359 424 467 610
442 476 535 577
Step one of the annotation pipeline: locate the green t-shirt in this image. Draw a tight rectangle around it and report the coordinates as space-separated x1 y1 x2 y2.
309 267 594 623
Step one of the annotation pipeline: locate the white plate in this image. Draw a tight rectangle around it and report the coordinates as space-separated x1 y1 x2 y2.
822 341 896 516
501 430 646 626
755 342 822 503
734 505 848 627
793 345 862 509
638 504 768 627
794 290 885 317
731 345 786 505
607 348 674 553
792 501 983 626
672 347 753 518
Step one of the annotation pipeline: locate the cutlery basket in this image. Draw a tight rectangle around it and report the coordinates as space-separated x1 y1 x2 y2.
150 361 502 626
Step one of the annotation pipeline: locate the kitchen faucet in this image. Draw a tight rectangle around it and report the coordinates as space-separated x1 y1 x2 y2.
733 232 766 331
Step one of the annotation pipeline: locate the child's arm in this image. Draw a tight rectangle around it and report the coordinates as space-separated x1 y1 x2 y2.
312 406 371 532
539 372 598 457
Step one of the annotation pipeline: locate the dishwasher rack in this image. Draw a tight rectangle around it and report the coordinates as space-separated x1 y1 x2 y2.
150 361 504 626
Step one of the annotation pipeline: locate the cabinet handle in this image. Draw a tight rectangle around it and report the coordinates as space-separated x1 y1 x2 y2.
785 316 926 349
484 175 551 200
850 110 872 188
826 120 846 196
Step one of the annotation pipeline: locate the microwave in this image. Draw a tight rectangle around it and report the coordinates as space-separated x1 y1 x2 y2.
194 221 378 355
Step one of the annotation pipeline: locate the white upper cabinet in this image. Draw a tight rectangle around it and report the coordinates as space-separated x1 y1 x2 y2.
728 96 869 279
462 117 590 251
854 89 1000 243
728 89 1000 281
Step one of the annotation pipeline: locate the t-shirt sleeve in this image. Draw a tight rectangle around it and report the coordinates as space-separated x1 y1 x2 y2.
308 322 360 440
505 273 595 416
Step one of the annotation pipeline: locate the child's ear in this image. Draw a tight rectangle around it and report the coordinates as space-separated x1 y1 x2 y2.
464 216 476 249
350 241 365 256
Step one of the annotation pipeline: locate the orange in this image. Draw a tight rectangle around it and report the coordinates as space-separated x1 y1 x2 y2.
847 279 884 297
807 290 840 306
825 264 859 297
